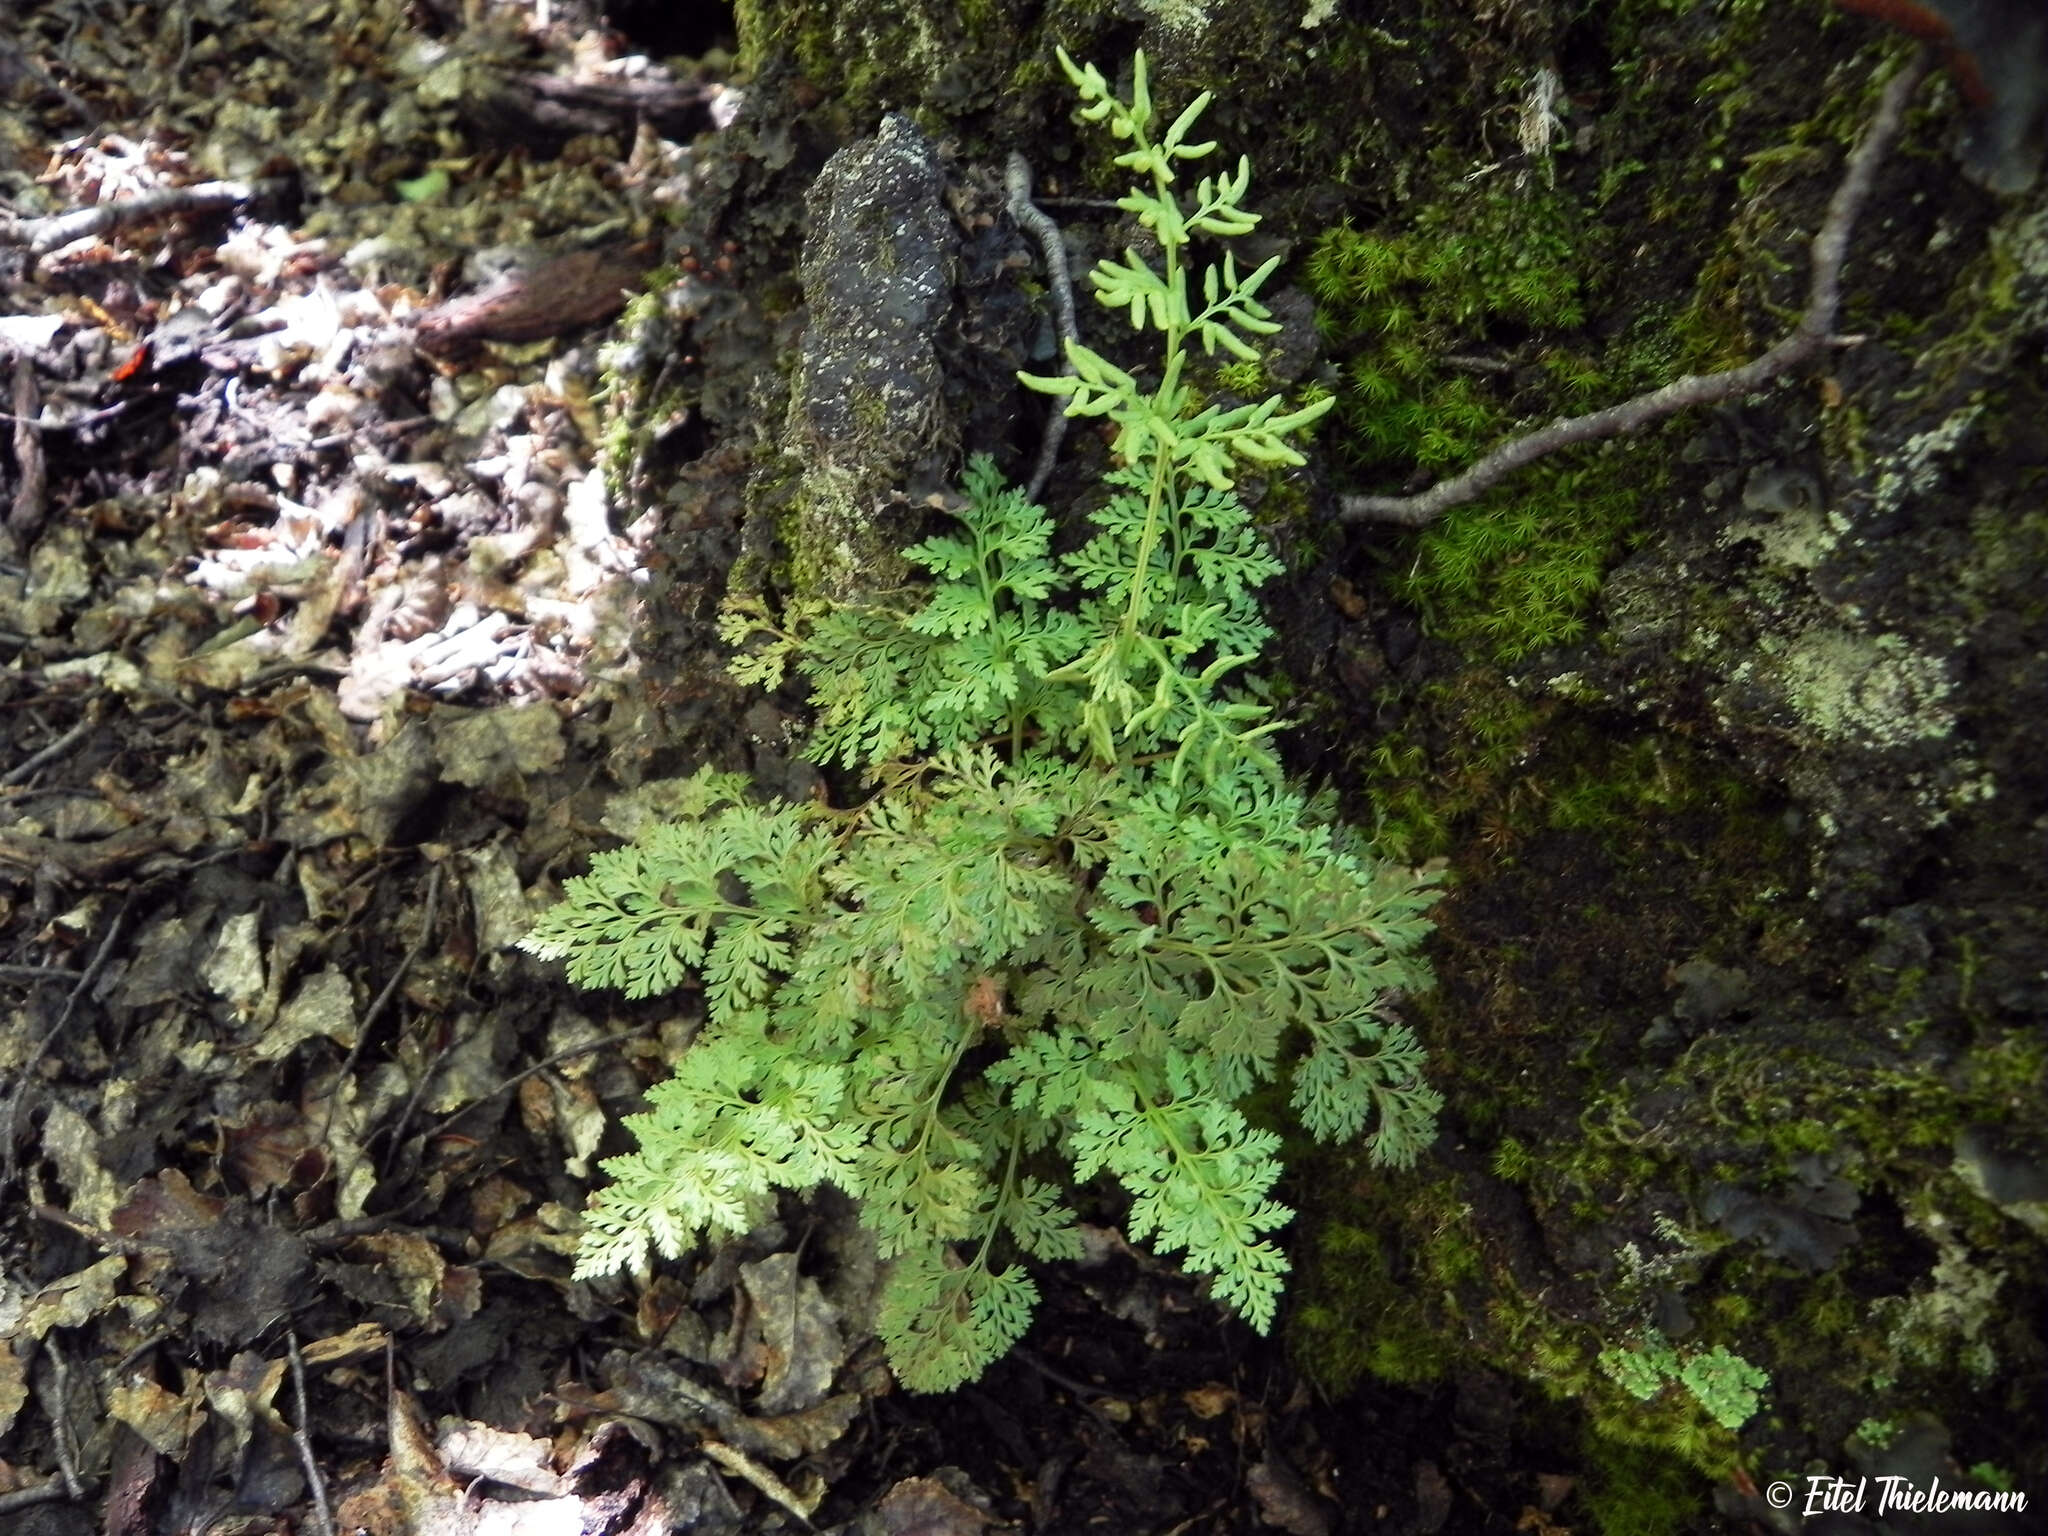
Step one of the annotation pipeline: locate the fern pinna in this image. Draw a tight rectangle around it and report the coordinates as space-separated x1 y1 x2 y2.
523 49 1442 1393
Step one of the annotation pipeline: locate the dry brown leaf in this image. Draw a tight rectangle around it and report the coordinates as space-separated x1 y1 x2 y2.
107 1372 207 1457
438 1423 567 1495
301 1321 391 1367
874 1475 991 1536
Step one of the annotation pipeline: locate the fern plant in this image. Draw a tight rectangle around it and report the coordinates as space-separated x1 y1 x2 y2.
523 48 1443 1393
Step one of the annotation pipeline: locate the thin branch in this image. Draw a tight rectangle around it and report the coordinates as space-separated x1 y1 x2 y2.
0 399 136 434
1 699 101 786
1339 48 1934 528
0 1480 71 1515
0 964 83 983
42 1338 84 1499
319 866 442 1146
423 1023 655 1143
287 1330 335 1536
0 177 295 257
1008 153 1080 506
8 352 47 544
377 1015 480 1176
1 905 129 1180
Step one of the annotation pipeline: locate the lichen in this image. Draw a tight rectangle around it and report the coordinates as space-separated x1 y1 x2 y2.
1750 627 1955 751
1133 0 1214 41
1872 404 1985 518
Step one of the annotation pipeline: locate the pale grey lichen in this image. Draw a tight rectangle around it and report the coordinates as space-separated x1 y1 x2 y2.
1720 502 1848 573
1753 627 1956 751
1872 1214 2006 1389
1873 404 1984 517
1135 0 1216 40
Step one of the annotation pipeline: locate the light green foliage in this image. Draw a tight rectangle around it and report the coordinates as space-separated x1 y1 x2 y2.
1599 1332 1679 1401
1678 1346 1770 1431
1969 1463 2017 1494
1854 1417 1899 1449
1598 1331 1769 1431
523 50 1441 1394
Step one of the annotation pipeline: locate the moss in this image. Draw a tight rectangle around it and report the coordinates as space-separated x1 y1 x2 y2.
1287 1219 1455 1395
1212 356 1273 397
1492 1135 1533 1182
1962 503 2048 630
1290 1143 1753 1484
1357 671 1548 860
1586 1385 1743 1478
1542 731 1772 853
595 268 693 505
1578 1439 1711 1536
1304 180 1660 665
1358 680 1789 888
731 0 1031 140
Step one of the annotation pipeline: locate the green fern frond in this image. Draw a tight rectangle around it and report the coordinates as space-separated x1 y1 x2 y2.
527 49 1440 1396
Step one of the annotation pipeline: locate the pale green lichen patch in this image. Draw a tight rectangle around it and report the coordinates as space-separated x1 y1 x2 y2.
1873 404 1984 517
1873 1223 2007 1388
1720 503 1849 572
1134 0 1215 40
1751 628 1955 751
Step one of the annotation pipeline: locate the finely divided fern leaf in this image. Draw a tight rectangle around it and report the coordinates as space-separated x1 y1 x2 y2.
1068 1066 1293 1333
878 1247 1039 1394
526 50 1438 1397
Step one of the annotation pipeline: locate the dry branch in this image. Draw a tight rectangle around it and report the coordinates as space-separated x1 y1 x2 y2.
1338 48 1935 528
0 177 296 257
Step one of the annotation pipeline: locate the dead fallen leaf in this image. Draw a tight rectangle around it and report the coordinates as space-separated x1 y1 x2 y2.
1246 1453 1334 1536
734 1251 847 1415
301 1321 392 1367
874 1474 991 1536
110 1169 312 1343
106 1372 206 1458
439 1423 567 1495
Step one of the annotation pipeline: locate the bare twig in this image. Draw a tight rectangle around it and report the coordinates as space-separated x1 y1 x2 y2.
42 1338 84 1499
1008 153 1080 505
423 1023 656 1143
0 1479 70 1515
1 699 101 786
8 352 47 543
320 866 443 1145
0 399 137 434
30 1203 153 1255
0 964 82 984
1 177 295 257
1 905 129 1180
378 1015 480 1176
1339 48 1934 527
0 37 97 130
700 1441 817 1528
287 1330 335 1536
